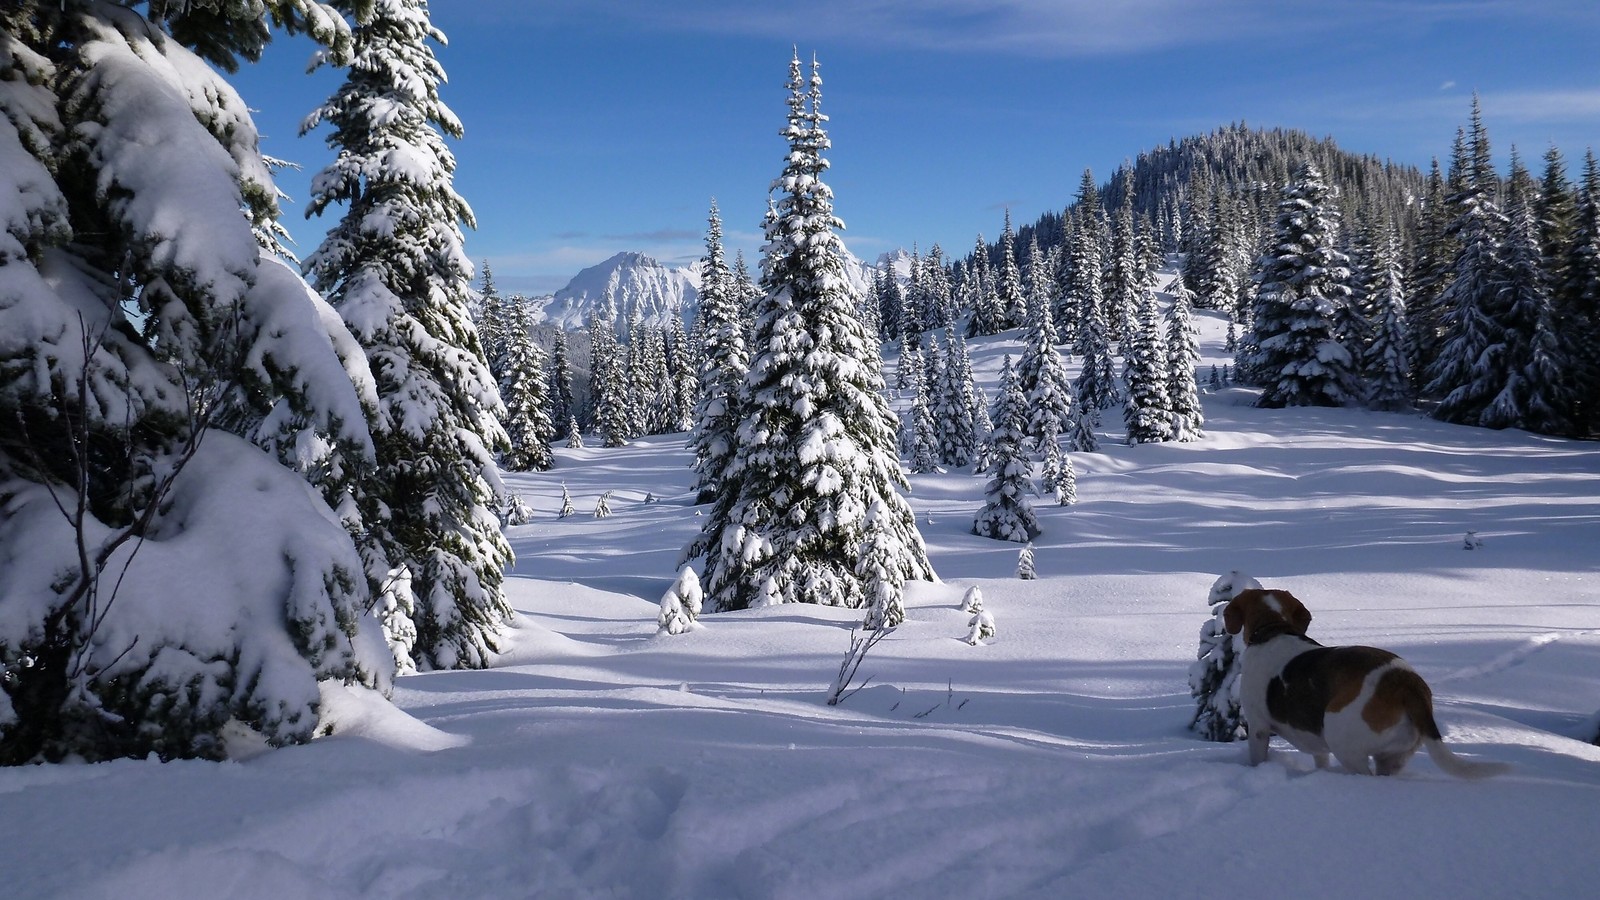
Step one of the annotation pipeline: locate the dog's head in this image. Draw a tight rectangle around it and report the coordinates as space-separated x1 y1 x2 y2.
1223 588 1313 644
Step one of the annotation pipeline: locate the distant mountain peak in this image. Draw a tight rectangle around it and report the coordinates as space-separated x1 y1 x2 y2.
530 243 877 331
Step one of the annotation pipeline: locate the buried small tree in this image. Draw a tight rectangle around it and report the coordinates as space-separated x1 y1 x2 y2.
1189 570 1263 741
657 568 703 636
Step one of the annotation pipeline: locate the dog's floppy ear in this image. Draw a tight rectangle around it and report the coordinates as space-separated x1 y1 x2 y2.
1223 595 1248 635
1280 591 1313 635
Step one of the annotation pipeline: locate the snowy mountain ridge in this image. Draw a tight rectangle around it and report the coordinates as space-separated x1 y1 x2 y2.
528 246 880 331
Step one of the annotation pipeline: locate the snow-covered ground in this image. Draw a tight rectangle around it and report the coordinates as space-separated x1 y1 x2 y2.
4 311 1598 899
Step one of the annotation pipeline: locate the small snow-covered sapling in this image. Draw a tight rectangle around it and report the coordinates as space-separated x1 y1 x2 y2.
1057 454 1077 505
1017 543 1036 579
1188 569 1263 742
594 490 613 518
966 608 996 645
558 483 575 518
657 567 704 635
960 585 983 614
1463 530 1483 550
501 493 533 526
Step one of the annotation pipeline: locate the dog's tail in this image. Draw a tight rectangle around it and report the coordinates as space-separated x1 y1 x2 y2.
1406 682 1511 780
1424 739 1511 780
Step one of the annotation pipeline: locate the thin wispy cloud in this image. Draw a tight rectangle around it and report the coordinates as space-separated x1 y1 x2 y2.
1482 88 1600 124
507 0 1560 58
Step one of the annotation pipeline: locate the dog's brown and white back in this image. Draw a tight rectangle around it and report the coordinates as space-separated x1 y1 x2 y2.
1224 588 1509 779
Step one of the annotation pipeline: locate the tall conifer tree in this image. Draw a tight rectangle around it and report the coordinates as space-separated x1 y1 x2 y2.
304 0 512 670
1165 271 1206 440
690 53 934 612
1248 162 1362 408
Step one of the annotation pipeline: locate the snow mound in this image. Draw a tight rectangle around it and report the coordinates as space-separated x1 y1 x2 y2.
315 682 469 752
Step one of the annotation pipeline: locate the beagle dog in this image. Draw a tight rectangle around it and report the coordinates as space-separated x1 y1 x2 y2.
1224 588 1509 778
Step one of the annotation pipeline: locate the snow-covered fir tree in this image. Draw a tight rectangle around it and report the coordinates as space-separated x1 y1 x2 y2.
934 329 980 468
548 329 575 430
1248 162 1362 409
565 416 584 449
1190 570 1262 742
664 313 699 432
908 391 941 474
1056 453 1079 505
996 210 1029 328
859 506 908 630
501 492 534 526
1074 294 1121 415
590 297 633 447
689 52 934 612
688 200 750 502
1164 271 1206 440
966 232 1007 337
1105 187 1141 342
1037 415 1065 492
634 325 675 434
558 483 575 518
897 331 924 392
0 1 396 762
1058 171 1106 347
1017 544 1037 580
1067 396 1100 453
1017 263 1074 451
474 260 509 382
303 0 512 671
657 567 703 636
1363 226 1416 411
974 357 1041 542
966 607 997 645
1408 156 1454 374
594 490 613 518
1474 151 1571 433
876 265 905 344
499 297 555 471
918 245 955 334
1565 151 1600 435
1425 117 1497 419
1123 283 1173 444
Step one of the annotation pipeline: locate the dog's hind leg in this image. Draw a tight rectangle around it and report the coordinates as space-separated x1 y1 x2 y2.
1334 750 1373 775
1374 751 1413 776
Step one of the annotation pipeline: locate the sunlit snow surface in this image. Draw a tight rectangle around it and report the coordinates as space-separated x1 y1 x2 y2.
4 304 1598 899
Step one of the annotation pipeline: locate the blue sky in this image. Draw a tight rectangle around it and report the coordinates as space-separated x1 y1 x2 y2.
234 1 1600 296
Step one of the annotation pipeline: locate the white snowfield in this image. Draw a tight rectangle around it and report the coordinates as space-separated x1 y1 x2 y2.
4 311 1599 899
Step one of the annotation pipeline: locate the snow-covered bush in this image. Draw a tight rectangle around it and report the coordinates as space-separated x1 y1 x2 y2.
657 568 704 636
558 484 575 518
594 491 614 518
501 493 534 526
1188 570 1263 741
966 609 997 646
960 586 984 614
